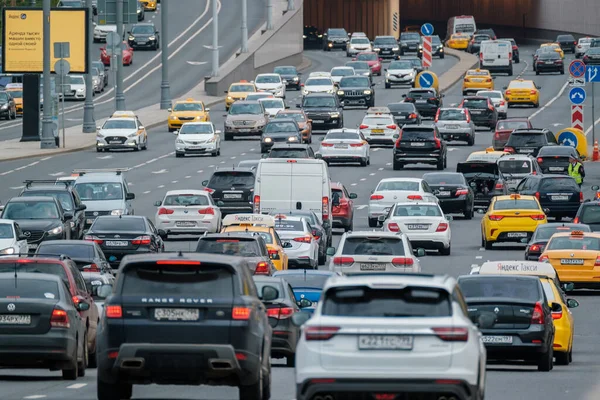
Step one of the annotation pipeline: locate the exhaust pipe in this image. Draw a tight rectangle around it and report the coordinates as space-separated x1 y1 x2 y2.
120 358 145 369
209 359 234 370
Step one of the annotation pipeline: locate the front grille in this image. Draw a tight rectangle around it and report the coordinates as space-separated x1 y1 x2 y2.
272 136 289 142
105 136 126 143
344 90 366 97
179 117 195 121
23 230 45 243
233 120 255 126
85 211 111 218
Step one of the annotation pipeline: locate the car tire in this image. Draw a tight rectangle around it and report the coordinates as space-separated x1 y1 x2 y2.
560 68 565 75
465 207 473 220
385 83 391 89
77 332 88 377
436 157 444 170
224 133 233 141
345 219 354 232
536 70 540 75
286 354 295 368
61 339 78 380
239 356 264 400
175 152 184 158
533 102 540 108
318 249 326 265
440 245 451 256
211 150 218 157
515 58 520 63
555 351 570 365
468 136 475 146
484 236 494 250
440 54 445 59
260 146 267 154
368 218 378 228
97 380 132 400
360 158 368 167
538 346 553 371
96 147 103 152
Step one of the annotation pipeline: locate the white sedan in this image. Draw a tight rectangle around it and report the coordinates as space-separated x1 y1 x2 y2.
0 219 28 255
174 122 221 157
476 90 507 119
274 215 319 269
258 97 286 118
254 73 286 98
380 202 452 255
154 190 222 238
330 66 355 85
368 177 439 227
302 77 335 96
317 128 370 166
359 113 400 147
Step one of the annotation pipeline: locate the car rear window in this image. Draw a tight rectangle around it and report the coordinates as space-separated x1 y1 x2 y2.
507 133 545 146
394 205 441 217
92 217 146 232
0 262 68 283
494 199 539 210
268 149 309 159
535 225 589 240
498 159 531 174
538 146 574 156
540 177 579 191
0 278 60 300
423 173 465 185
459 277 540 302
580 205 600 224
388 103 414 112
400 129 434 140
163 194 210 206
408 91 434 99
274 220 304 231
208 171 255 188
377 181 419 191
326 131 360 140
341 237 405 256
462 99 488 108
196 239 260 257
278 274 330 289
546 236 600 251
122 262 233 297
497 120 529 130
36 243 93 259
439 109 467 121
322 286 451 317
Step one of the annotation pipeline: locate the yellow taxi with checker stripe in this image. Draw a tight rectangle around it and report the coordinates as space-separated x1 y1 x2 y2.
473 260 578 365
481 194 547 249
224 81 257 111
221 214 289 271
446 33 470 50
462 69 494 95
167 98 210 132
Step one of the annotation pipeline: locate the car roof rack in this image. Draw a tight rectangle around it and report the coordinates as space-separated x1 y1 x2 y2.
23 179 70 188
72 168 129 176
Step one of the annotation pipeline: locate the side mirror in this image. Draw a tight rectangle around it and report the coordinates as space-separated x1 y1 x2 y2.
567 298 579 308
96 284 113 299
127 31 131 34
172 130 179 135
157 229 167 240
543 208 550 214
315 153 322 159
349 193 358 199
326 247 336 256
296 104 302 108
261 285 279 301
77 204 87 211
154 200 162 206
291 312 311 326
167 108 172 112
592 185 599 190
402 94 406 98
562 282 575 292
206 108 211 111
18 234 28 240
502 86 508 90
551 302 563 313
216 201 225 207
224 90 228 94
76 301 90 311
377 215 386 222
63 212 73 221
96 126 102 130
446 215 453 221
155 31 159 34
126 193 135 200
215 129 221 134
201 180 208 186
492 76 496 79
477 311 496 329
297 298 313 308
415 248 426 257
285 105 290 109
537 86 542 89
585 199 591 203
283 241 293 248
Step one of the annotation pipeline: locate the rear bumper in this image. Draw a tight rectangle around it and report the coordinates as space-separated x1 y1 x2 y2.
102 248 155 265
439 198 470 213
394 150 443 165
332 215 352 228
322 155 364 163
271 329 297 358
0 331 76 368
539 202 580 217
440 129 473 141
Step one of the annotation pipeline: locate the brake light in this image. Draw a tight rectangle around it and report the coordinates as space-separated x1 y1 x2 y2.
131 235 151 245
158 207 174 215
405 97 414 102
573 217 580 223
50 308 70 328
386 124 397 129
232 306 251 320
267 307 295 319
529 244 543 252
504 146 515 153
332 256 354 266
253 195 260 213
499 100 505 106
505 90 512 95
204 187 215 194
374 395 396 400
486 78 492 83
429 97 437 101
552 309 562 320
387 222 400 232
105 305 122 319
409 113 417 119
392 257 414 266
157 260 201 265
294 236 313 243
198 207 215 215
370 194 384 200
432 327 469 341
436 222 448 232
305 326 340 341
463 78 469 83
580 192 584 202
537 157 543 163
574 41 577 45
489 215 504 221
434 109 440 122
531 302 544 324
267 249 280 260
407 194 423 200
465 111 471 123
595 256 600 267
83 263 100 272
321 142 334 147
456 189 468 196
535 192 540 200
479 52 483 62
108 351 119 359
72 295 80 304
530 90 537 95
495 182 504 190
349 142 364 147
322 196 329 221
530 214 545 221
254 261 270 275
359 124 369 129
84 235 103 245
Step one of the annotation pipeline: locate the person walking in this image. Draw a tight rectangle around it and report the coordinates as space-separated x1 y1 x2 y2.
568 155 585 187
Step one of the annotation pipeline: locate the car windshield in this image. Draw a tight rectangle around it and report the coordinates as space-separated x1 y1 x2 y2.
439 109 467 121
508 81 535 89
229 84 254 92
37 243 93 259
275 113 304 122
102 119 136 129
92 217 145 231
328 29 347 37
260 100 284 109
540 52 560 60
269 149 308 158
540 177 579 191
163 194 209 206
8 90 22 98
389 61 413 70
279 273 330 289
377 181 419 191
74 182 123 201
246 94 271 101
498 159 531 174
535 225 590 240
463 99 488 109
264 122 297 133
331 68 354 76
0 223 14 238
0 93 8 102
208 171 254 188
374 37 397 45
173 103 203 111
132 25 154 34
459 277 540 301
494 199 540 210
588 48 600 55
547 236 600 251
274 67 296 75
557 35 574 41
388 103 414 112
424 174 465 185
326 131 360 140
20 191 73 211
256 75 280 84
346 62 369 70
229 103 262 115
274 220 304 231
478 91 501 99
339 77 370 88
196 239 260 256
306 78 332 86
473 35 490 42
357 53 377 61
497 120 529 130
69 76 84 85
507 133 545 146
408 91 435 98
401 33 420 41
0 278 60 299
393 205 441 217
342 237 405 256
303 97 336 107
179 124 213 135
580 38 592 44
351 38 370 44
580 205 600 224
3 201 59 219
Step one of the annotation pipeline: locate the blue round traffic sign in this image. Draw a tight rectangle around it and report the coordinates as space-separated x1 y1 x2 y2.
421 23 434 36
419 72 434 88
557 130 578 148
569 87 586 105
569 60 586 78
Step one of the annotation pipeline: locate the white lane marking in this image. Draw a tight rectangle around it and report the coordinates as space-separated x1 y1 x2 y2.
97 155 113 159
479 247 485 251
356 205 367 210
24 396 47 399
369 173 376 176
0 160 41 176
171 180 178 183
185 175 191 178
197 170 203 173
249 148 255 151
230 156 236 159
585 116 600 136
240 153 246 156
220 161 225 163
10 186 24 190
158 185 165 188
143 190 151 194
386 163 391 166
0 170 14 176
447 148 457 151
152 169 168 174
476 256 483 259
48 171 65 176
378 167 383 171
208 165 215 168
67 383 87 389
529 81 569 119
360 178 366 181
350 183 357 186
187 61 208 65
40 156 52 161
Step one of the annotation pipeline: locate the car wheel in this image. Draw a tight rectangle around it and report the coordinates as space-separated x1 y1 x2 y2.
360 158 367 167
211 150 218 157
533 102 540 108
538 346 553 371
286 354 295 368
224 133 233 141
96 147 103 152
536 70 540 75
368 218 378 228
560 68 565 75
555 350 570 365
436 157 444 170
77 332 88 377
484 236 494 250
465 207 473 220
318 249 326 265
468 135 475 146
239 355 264 400
175 152 184 158
440 245 451 256
61 338 78 380
97 380 132 400
217 148 221 156
393 160 402 170
345 219 354 232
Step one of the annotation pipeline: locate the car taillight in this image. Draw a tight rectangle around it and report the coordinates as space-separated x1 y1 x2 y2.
495 182 504 190
370 194 384 200
535 192 540 200
359 124 369 129
504 146 515 153
386 124 397 129
267 307 295 319
429 97 437 101
84 235 104 244
407 194 423 200
434 109 440 122
322 196 329 221
505 90 512 95
253 195 260 213
479 52 483 62
539 255 549 262
574 41 577 45
537 157 543 163
499 100 505 106
332 256 354 266
268 249 280 259
529 244 543 252
349 142 364 147
552 308 562 320
436 222 448 232
305 326 340 341
409 113 417 119
531 302 544 324
489 215 504 221
573 217 580 224
530 90 538 95
294 236 313 243
405 97 414 102
432 327 468 341
254 261 270 275
530 214 545 221
392 257 414 266
158 207 174 215
321 142 334 147
387 222 400 232
198 207 215 215
456 189 468 196
204 187 215 194
131 235 151 245
580 192 584 202
595 256 600 266
105 305 122 319
463 78 469 83
232 306 251 320
84 263 100 272
50 308 70 328
486 78 492 82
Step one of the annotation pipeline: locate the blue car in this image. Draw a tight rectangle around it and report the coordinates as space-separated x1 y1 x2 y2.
272 270 341 314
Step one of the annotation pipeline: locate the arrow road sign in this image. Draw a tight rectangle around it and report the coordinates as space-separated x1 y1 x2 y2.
557 129 579 148
569 60 586 78
587 65 600 82
569 87 586 105
419 72 434 88
571 105 584 131
421 23 434 36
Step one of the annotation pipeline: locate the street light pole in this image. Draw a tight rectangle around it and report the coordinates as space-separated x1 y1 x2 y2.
287 0 294 11
159 0 171 109
241 0 248 53
266 0 273 30
40 0 55 148
210 0 218 77
82 0 96 132
115 0 126 110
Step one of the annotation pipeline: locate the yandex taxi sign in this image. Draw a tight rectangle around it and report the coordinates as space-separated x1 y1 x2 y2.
2 8 89 74
479 261 557 278
222 214 276 227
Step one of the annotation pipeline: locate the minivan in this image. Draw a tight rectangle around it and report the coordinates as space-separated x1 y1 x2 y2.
480 40 513 75
446 15 477 39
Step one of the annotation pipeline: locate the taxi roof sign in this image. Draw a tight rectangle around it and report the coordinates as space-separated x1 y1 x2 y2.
479 261 557 279
111 111 136 118
367 106 391 115
570 230 585 236
222 214 275 228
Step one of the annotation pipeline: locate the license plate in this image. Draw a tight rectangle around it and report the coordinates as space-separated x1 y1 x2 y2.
416 99 427 103
334 144 347 148
507 232 528 238
561 258 584 265
187 146 204 150
410 142 425 146
438 191 451 196
312 120 325 124
176 221 196 227
154 308 200 321
549 167 564 171
238 129 251 133
109 140 121 144
105 240 128 247
223 193 242 199
472 79 483 82
372 129 384 133
407 224 429 230
137 41 146 44
470 110 482 114
482 335 513 344
28 244 38 250
86 218 94 225
519 149 534 153
358 335 414 350
0 314 31 325
552 195 569 201
360 263 386 271
446 125 459 129
545 61 554 64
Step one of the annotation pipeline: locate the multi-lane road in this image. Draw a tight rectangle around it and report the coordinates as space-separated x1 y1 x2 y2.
1 45 600 400
0 0 266 141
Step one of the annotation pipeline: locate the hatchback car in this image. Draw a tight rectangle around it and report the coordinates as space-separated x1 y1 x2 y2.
497 154 541 190
535 51 564 75
462 69 494 95
260 120 302 153
434 107 476 145
387 102 421 126
254 73 286 98
583 47 600 65
384 59 416 88
346 36 372 56
515 175 583 220
359 112 399 146
574 202 600 231
258 97 287 118
493 118 532 150
331 182 357 231
556 34 576 53
504 128 558 156
459 96 498 130
201 168 255 215
476 90 507 119
403 88 443 119
273 215 319 269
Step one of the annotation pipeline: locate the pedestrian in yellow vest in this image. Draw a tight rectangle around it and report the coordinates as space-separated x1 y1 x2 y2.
568 155 585 187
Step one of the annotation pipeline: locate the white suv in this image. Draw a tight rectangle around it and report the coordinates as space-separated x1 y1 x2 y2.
293 273 487 400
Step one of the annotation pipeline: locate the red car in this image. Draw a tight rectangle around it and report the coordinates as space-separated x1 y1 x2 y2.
331 182 357 231
100 42 133 66
492 117 532 150
353 52 382 76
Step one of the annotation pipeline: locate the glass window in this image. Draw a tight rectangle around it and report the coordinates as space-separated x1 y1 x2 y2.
8 90 22 98
3 201 59 219
362 116 393 126
268 149 309 159
208 171 254 188
388 103 415 112
547 236 600 251
356 53 377 61
393 205 442 217
0 262 68 283
259 100 284 110
408 90 435 98
274 220 304 231
20 191 73 211
229 103 262 115
331 68 354 76
254 281 284 300
459 277 540 301
493 199 540 210
423 173 465 185
534 225 589 240
508 81 535 89
506 133 546 147
540 177 579 191
91 217 146 232
69 76 85 85
0 223 14 239
36 243 93 259
579 205 600 224
0 278 60 299
274 67 296 75
339 77 370 88
303 97 336 108
400 33 420 40
264 122 297 133
477 91 502 99
346 62 369 70
306 78 332 86
328 29 347 37
196 238 260 256
541 281 555 301
74 182 123 201
274 113 305 122
498 159 532 174
163 193 210 206
280 273 331 289
325 131 360 140
132 25 154 34
463 99 489 109
351 38 370 44
229 84 255 92
388 61 413 70
439 109 467 121
374 37 397 45
400 129 435 140
102 119 137 129
377 181 419 191
256 75 281 84
341 237 405 256
173 102 204 112
179 124 213 135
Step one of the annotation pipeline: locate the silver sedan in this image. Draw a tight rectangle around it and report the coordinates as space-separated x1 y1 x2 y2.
434 108 476 146
317 128 370 166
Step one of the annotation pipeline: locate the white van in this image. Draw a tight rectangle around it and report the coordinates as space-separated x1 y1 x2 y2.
446 15 477 39
253 158 332 226
480 40 513 75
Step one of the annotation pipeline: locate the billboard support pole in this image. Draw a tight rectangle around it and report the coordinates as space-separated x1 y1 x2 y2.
210 0 218 77
82 0 96 132
159 0 171 109
241 0 248 53
40 0 56 149
115 0 125 110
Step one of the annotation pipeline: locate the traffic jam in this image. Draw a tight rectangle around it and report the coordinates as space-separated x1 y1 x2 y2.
2 13 600 400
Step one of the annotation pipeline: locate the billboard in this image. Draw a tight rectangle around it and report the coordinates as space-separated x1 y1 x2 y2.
1 8 89 74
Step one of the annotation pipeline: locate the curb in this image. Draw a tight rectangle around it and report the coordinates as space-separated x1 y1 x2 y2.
438 48 480 94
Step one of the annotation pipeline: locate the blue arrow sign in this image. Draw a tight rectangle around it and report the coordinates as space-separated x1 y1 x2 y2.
569 87 586 105
419 72 434 88
586 65 600 82
557 131 578 148
421 23 434 36
569 60 585 78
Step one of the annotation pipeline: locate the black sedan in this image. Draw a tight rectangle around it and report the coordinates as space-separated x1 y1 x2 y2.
0 272 88 379
536 145 579 175
388 102 421 126
583 47 600 65
467 34 491 54
459 96 498 130
515 175 583 220
525 223 591 260
274 66 301 90
260 120 302 153
84 216 165 266
253 276 304 367
303 25 323 48
423 172 474 219
535 51 564 75
127 23 159 50
36 240 114 274
556 34 576 53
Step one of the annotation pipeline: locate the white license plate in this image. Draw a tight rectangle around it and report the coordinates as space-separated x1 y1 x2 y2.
561 258 584 265
312 120 324 124
334 144 347 149
507 232 528 238
472 79 484 82
410 142 425 146
187 146 204 150
137 41 146 44
0 314 31 325
86 218 95 225
438 191 451 196
360 263 386 271
109 140 121 144
28 244 38 250
358 335 414 350
238 129 251 133
154 308 200 321
520 149 534 153
105 240 128 247
549 167 564 171
470 110 482 114
482 335 513 344
407 224 429 230
223 193 242 199
416 100 427 103
176 221 196 227
446 125 459 129
552 195 569 201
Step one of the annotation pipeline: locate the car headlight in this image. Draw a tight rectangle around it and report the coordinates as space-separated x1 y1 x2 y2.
111 209 124 216
129 36 135 40
302 89 309 95
227 96 233 100
149 36 156 41
327 89 334 94
196 116 203 120
0 247 15 255
137 9 141 13
128 133 137 138
329 112 340 118
48 226 63 235
70 221 75 229
77 88 84 93
293 77 299 81
337 90 344 95
288 136 298 142
392 47 399 51
364 89 372 94
264 137 272 143
303 35 307 39
208 136 216 142
176 139 184 144
419 45 423 49
362 72 370 76
1 105 7 110
373 48 380 52
170 116 177 120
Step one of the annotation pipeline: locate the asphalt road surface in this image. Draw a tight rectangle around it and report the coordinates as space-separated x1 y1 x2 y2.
1 45 600 400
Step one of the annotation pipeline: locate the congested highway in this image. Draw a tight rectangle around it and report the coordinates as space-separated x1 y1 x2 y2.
1 41 600 400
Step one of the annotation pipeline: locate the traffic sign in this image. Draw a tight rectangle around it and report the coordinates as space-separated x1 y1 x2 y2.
569 77 585 87
569 60 586 78
54 60 71 76
418 71 435 88
422 36 432 68
420 23 434 36
586 65 600 82
569 87 586 105
571 105 584 131
556 128 589 159
105 32 121 47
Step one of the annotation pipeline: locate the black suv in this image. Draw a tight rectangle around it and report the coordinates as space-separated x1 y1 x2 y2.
323 28 349 51
556 34 576 53
19 180 87 240
304 25 323 47
0 196 72 252
202 167 255 214
393 125 447 170
337 75 374 108
0 90 17 120
402 88 443 118
274 65 301 90
298 93 343 130
372 35 400 59
504 128 557 156
265 143 316 159
515 175 583 220
96 253 276 400
399 31 420 54
459 96 498 130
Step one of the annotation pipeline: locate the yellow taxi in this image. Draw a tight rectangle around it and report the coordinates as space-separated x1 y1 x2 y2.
540 230 600 290
221 214 289 271
167 98 210 132
5 83 23 115
476 260 578 365
504 79 540 108
224 80 256 111
446 33 470 50
140 0 157 11
462 69 494 95
541 42 564 59
481 194 547 249
466 148 509 163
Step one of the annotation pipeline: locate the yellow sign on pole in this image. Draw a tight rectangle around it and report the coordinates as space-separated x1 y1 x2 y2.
555 128 588 160
414 70 439 91
2 8 89 74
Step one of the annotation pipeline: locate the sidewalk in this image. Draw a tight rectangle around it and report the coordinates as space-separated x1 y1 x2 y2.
0 48 478 162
